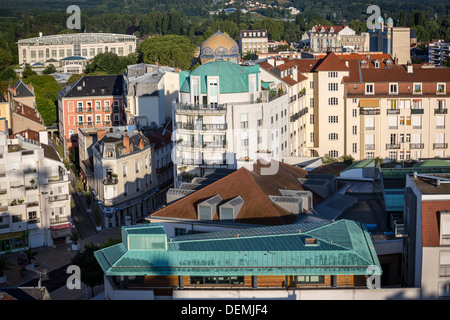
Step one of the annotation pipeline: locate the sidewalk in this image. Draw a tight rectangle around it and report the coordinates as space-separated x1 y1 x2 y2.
0 228 121 299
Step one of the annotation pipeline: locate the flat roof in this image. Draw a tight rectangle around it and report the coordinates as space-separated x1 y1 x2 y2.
412 174 450 195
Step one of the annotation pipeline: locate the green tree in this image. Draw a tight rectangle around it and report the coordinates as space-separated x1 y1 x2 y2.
36 97 57 126
399 10 406 27
85 52 138 75
67 73 84 85
42 64 57 74
70 242 104 297
138 35 196 70
22 64 37 79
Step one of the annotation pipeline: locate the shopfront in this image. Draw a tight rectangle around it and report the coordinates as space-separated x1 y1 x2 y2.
0 231 29 254
50 223 72 245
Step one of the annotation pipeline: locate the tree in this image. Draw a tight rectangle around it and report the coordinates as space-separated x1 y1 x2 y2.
85 52 138 75
67 74 84 85
138 35 197 70
70 242 104 297
36 97 57 126
42 64 57 74
22 64 37 79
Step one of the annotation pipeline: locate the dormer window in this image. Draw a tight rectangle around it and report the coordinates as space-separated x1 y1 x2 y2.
197 194 222 221
414 83 422 94
219 196 244 221
374 60 380 68
389 83 398 94
437 83 446 94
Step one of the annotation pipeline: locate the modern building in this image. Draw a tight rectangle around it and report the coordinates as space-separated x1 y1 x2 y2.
368 17 411 65
199 31 240 65
57 74 125 156
91 129 157 229
173 59 290 184
428 40 450 66
94 220 382 300
18 32 137 66
123 63 180 128
403 172 450 298
302 25 370 53
0 131 72 253
239 29 269 55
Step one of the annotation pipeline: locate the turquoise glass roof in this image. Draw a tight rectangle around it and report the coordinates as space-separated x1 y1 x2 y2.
179 60 259 94
94 220 381 277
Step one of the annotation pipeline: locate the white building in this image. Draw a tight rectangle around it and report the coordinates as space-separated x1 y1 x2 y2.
18 32 137 66
91 129 157 228
0 131 72 253
428 40 450 66
173 60 290 186
123 63 180 128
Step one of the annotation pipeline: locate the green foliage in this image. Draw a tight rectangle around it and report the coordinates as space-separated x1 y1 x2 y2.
42 64 57 74
67 73 84 85
35 97 57 126
70 242 104 296
22 64 37 79
85 52 138 75
138 35 197 70
339 154 355 165
0 256 13 277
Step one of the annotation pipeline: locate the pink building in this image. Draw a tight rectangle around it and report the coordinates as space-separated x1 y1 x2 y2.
58 75 124 155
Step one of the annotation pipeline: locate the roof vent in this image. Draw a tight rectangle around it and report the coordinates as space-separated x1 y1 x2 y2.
305 237 318 246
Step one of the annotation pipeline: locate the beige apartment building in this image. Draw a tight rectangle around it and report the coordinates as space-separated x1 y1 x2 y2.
258 52 450 163
18 33 137 66
91 130 157 228
239 29 269 55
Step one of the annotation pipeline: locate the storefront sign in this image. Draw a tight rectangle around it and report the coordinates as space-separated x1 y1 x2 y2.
0 231 24 241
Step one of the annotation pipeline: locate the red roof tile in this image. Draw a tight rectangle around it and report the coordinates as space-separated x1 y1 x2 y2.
314 51 349 72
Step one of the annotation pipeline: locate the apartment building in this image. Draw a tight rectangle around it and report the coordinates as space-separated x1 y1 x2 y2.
345 61 450 161
173 60 289 186
302 25 370 53
0 132 71 253
57 75 124 156
428 40 450 66
239 29 269 55
94 220 381 300
18 32 137 65
403 172 450 298
123 63 180 128
91 130 157 229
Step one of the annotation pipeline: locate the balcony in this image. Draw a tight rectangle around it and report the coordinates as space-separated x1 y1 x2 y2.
411 109 424 114
410 143 424 149
175 103 227 114
360 109 380 115
365 127 375 131
387 109 400 115
389 126 398 130
433 143 448 149
434 108 448 115
104 107 112 112
50 216 71 225
103 177 118 185
49 194 69 202
386 143 401 150
177 123 227 131
412 126 422 130
365 144 375 150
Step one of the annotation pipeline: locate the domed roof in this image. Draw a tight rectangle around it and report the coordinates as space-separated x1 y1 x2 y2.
200 30 239 58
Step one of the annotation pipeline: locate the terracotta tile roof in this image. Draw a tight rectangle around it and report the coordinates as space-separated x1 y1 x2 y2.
288 59 320 73
13 101 45 126
313 51 349 72
282 76 298 85
312 25 345 34
359 66 450 83
151 161 323 225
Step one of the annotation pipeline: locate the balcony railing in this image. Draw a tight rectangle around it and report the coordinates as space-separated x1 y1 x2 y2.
411 109 424 114
387 109 400 114
49 194 69 202
412 126 422 129
50 216 71 225
360 109 380 115
386 143 401 150
433 143 448 149
434 108 448 115
175 103 227 114
177 123 227 131
365 127 375 131
410 143 424 149
104 177 118 185
437 125 446 129
365 144 375 150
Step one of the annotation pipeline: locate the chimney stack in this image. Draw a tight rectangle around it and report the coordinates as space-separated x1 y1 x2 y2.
97 130 106 141
123 133 130 154
139 138 144 149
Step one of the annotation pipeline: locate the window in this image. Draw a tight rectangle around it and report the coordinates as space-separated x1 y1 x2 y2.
365 84 374 94
135 160 140 173
190 276 245 285
297 275 325 284
328 97 338 106
328 116 338 123
366 152 375 159
175 228 187 236
123 164 127 177
310 81 314 89
328 83 338 91
389 83 398 94
352 109 357 117
414 83 422 93
310 114 314 124
352 125 357 135
310 132 314 142
352 143 357 153
328 72 338 78
329 133 338 140
329 150 339 158
96 115 102 124
310 98 314 109
437 83 446 93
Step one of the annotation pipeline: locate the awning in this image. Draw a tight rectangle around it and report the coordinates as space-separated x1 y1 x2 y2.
359 99 379 108
50 223 72 231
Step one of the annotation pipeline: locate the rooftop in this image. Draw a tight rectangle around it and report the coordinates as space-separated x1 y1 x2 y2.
411 173 450 195
59 75 123 98
94 220 381 277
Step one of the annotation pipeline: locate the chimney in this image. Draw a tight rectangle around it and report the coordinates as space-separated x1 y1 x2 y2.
174 68 180 73
345 61 349 67
123 133 130 154
39 130 48 145
27 84 34 93
139 138 144 149
407 60 413 73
